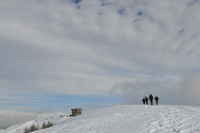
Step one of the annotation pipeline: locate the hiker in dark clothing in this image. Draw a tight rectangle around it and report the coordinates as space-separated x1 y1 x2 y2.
142 98 146 105
149 94 153 105
145 96 149 105
155 96 159 106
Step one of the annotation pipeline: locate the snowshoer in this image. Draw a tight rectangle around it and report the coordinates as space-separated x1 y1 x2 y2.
142 98 145 105
149 94 153 105
145 96 148 105
155 96 159 106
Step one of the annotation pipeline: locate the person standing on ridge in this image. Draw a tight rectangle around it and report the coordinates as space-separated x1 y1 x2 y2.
155 96 159 106
142 97 146 105
145 96 148 105
149 94 153 105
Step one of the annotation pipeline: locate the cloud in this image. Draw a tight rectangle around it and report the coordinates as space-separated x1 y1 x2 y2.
0 0 200 112
110 78 181 105
0 110 65 128
110 72 200 106
180 73 200 106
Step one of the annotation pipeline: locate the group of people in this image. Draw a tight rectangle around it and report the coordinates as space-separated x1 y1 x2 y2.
142 94 159 106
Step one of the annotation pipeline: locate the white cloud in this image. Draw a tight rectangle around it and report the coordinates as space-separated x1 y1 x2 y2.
110 78 181 105
0 110 65 128
180 73 200 106
0 0 200 107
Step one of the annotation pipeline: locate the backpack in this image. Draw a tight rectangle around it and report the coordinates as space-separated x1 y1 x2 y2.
155 97 159 100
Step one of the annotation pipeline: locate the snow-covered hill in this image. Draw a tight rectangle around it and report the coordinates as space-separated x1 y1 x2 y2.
3 105 200 133
1 114 70 133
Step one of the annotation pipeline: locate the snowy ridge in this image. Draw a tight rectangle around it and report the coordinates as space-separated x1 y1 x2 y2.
3 114 70 133
3 105 200 133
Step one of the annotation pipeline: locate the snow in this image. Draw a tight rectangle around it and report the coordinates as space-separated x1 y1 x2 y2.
3 114 70 133
3 105 200 133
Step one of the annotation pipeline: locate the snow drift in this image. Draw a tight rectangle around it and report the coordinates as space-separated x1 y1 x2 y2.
3 105 200 133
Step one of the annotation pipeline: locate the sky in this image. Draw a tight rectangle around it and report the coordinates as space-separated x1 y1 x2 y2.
1 0 200 127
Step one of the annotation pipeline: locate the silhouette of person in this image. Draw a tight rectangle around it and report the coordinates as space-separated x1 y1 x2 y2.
149 94 153 105
155 96 159 106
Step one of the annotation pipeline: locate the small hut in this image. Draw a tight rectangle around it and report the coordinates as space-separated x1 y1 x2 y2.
70 108 82 116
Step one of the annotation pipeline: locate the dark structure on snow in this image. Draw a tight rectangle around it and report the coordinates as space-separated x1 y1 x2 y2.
70 108 82 116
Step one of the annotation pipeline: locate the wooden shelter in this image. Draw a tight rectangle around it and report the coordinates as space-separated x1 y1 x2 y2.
70 108 82 116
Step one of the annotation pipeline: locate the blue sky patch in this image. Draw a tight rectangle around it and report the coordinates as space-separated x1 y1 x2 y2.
137 11 143 16
118 9 125 15
72 0 82 4
101 3 110 6
1 93 123 113
187 0 197 7
179 29 185 33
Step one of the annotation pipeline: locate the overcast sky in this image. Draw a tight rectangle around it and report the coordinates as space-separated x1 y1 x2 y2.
1 0 200 127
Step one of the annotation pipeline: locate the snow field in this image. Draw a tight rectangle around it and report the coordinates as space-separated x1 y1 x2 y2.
3 105 200 133
34 105 200 133
4 114 70 133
